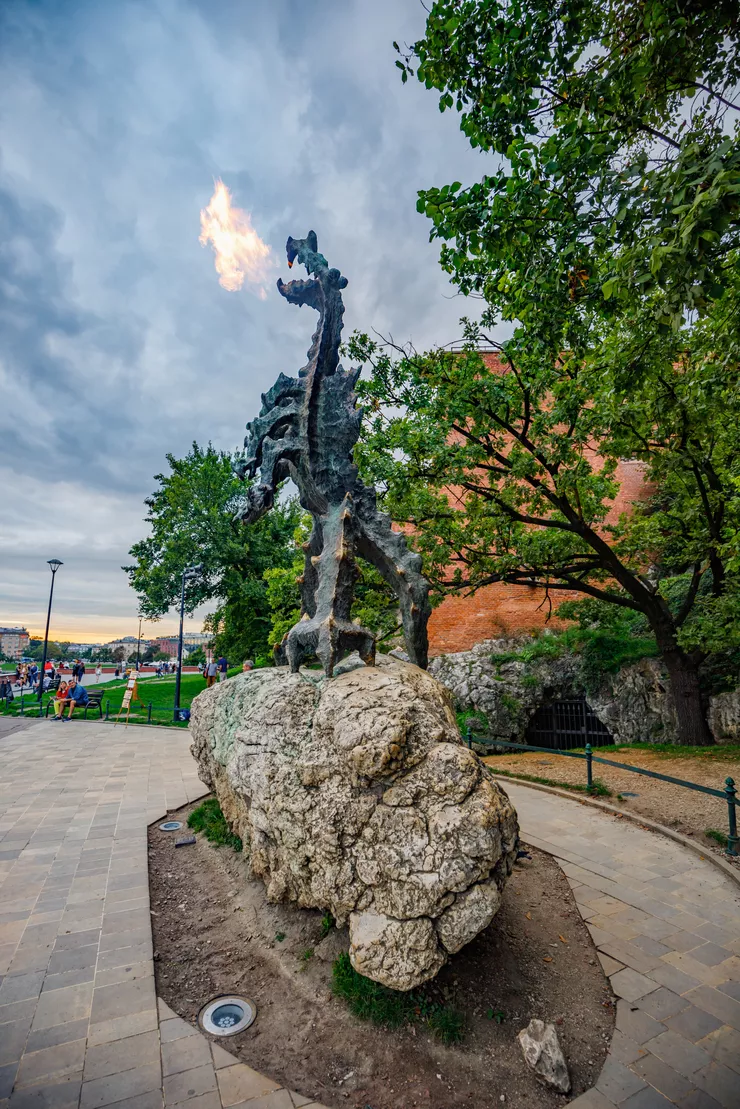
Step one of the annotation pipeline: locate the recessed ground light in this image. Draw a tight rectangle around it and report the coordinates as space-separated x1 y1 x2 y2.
199 996 256 1036
621 792 639 797
159 821 183 832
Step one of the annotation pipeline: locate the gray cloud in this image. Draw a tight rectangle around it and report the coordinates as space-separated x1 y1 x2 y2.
0 0 489 640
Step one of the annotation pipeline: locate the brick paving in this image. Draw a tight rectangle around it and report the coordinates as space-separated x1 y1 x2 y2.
0 720 327 1109
0 720 738 1109
504 781 740 1109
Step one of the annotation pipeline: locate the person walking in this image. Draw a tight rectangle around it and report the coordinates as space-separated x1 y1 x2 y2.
95 664 102 681
205 658 218 688
217 655 228 682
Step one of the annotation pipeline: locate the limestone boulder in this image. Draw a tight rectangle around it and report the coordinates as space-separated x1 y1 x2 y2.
190 656 519 991
518 1019 571 1093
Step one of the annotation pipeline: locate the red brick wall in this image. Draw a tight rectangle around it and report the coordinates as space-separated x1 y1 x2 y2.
427 457 650 655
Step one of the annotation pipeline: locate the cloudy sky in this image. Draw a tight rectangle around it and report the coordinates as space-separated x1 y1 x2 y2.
0 0 488 643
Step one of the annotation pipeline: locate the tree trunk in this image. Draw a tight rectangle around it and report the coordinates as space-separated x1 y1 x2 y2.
661 650 714 746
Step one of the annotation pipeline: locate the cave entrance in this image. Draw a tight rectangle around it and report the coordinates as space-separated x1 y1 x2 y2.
524 697 614 750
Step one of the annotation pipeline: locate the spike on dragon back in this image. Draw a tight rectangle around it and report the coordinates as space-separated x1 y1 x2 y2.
234 231 431 677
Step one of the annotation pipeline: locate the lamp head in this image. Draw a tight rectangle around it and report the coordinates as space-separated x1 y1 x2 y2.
48 559 63 572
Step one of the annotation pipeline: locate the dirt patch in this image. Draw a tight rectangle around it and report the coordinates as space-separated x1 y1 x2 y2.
148 799 615 1109
482 748 739 866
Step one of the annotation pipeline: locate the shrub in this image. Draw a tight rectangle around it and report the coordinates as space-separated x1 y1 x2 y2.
187 797 243 852
331 953 467 1042
332 953 413 1028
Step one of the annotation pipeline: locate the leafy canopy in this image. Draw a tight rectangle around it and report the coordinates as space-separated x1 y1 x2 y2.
397 0 740 332
124 443 301 665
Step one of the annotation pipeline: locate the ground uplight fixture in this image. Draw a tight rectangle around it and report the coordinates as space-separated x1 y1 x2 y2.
199 995 256 1036
158 821 183 832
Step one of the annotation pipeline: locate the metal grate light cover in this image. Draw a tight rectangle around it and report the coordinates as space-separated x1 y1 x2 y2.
159 821 183 832
199 996 256 1036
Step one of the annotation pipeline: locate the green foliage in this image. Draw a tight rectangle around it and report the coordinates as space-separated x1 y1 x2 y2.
320 912 335 938
300 948 314 963
487 1008 505 1023
612 743 740 762
125 442 302 667
275 932 286 943
356 2 740 744
426 1005 466 1044
187 797 243 852
331 953 466 1041
398 0 740 328
456 709 490 735
705 828 729 847
332 953 413 1028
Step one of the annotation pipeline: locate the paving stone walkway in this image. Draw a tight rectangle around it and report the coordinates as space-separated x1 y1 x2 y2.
0 720 738 1109
0 720 326 1109
503 781 740 1109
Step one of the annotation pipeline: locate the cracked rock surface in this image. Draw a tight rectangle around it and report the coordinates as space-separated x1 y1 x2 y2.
190 655 519 990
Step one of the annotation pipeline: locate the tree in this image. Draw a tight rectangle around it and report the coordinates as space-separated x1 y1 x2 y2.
361 2 740 744
396 1 740 331
124 442 302 665
186 647 206 666
112 646 125 665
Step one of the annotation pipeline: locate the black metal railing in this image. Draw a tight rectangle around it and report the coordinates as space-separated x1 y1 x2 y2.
465 726 739 858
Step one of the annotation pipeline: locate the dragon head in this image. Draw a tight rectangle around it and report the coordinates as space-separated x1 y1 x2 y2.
286 230 318 269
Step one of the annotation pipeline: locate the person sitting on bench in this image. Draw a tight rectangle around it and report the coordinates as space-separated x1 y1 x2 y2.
53 680 70 719
62 678 89 720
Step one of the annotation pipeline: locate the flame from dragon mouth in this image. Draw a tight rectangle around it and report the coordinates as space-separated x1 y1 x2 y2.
199 179 274 295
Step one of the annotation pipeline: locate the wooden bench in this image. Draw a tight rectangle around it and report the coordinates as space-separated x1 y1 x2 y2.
45 688 104 719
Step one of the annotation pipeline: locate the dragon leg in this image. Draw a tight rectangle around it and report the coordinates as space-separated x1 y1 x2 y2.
354 487 431 670
283 494 375 676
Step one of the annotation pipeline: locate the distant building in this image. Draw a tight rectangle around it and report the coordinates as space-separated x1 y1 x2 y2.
152 634 212 658
0 627 30 660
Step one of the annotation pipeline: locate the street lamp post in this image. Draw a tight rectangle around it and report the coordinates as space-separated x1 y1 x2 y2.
174 564 202 721
38 560 63 711
136 615 143 670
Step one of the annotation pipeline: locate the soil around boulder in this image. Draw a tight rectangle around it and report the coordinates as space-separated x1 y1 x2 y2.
148 798 615 1109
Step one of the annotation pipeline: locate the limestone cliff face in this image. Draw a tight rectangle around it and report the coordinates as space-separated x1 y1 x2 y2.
430 638 738 746
189 656 519 991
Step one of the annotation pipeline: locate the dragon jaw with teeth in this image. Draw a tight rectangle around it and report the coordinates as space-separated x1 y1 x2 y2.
234 230 431 677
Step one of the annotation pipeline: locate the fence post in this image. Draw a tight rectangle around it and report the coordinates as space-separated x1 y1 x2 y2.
105 700 109 721
19 691 24 716
466 723 472 749
725 777 738 857
585 743 593 793
147 702 152 724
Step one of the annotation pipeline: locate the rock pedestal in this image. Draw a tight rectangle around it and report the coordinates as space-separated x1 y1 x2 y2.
190 656 519 991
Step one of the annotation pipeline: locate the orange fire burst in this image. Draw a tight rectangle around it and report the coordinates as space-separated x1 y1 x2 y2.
199 179 274 295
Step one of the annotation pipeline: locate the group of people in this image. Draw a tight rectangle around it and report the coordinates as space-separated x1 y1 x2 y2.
13 657 88 692
198 656 254 687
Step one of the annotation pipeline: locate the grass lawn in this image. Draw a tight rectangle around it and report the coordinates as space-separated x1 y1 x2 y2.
0 673 210 727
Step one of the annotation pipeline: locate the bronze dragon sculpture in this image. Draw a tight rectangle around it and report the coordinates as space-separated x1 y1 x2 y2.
235 231 431 676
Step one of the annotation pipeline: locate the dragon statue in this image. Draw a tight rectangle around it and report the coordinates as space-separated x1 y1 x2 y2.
235 231 431 677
